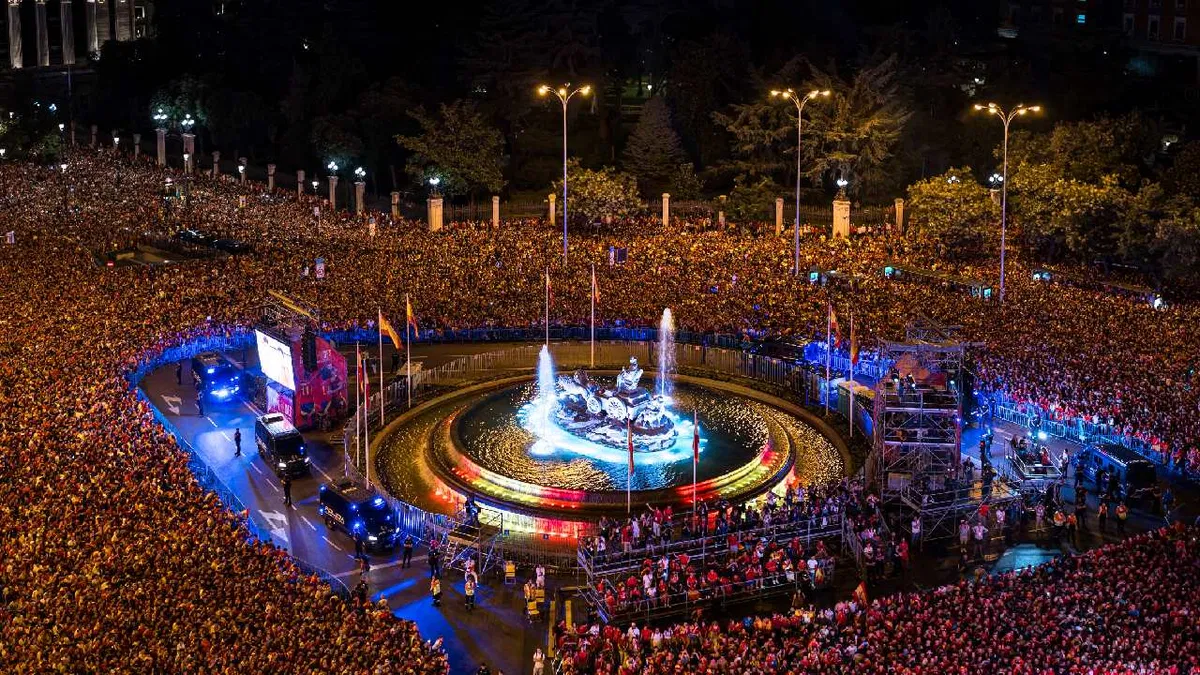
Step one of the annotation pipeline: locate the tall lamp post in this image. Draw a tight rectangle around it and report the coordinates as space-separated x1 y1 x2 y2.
973 102 1042 305
771 88 830 276
537 83 591 263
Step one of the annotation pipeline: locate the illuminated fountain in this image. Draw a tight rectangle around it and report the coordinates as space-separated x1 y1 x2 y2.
520 309 687 460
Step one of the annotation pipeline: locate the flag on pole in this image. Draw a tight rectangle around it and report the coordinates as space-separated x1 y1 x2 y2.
627 418 635 473
829 305 841 347
359 349 369 404
379 312 403 349
591 266 600 304
850 313 859 366
405 296 418 335
692 411 700 465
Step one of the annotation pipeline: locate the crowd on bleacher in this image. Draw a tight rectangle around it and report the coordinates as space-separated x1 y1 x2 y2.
557 524 1200 673
2 144 1200 670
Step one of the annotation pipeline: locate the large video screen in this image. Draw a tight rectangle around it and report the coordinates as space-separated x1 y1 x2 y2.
256 330 296 390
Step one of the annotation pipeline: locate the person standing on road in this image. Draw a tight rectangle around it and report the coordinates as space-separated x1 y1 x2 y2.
1098 502 1109 533
429 548 441 578
176 362 183 385
532 647 545 675
234 428 242 456
402 535 414 568
354 535 365 559
430 575 442 607
465 575 476 611
282 475 293 507
1116 502 1129 535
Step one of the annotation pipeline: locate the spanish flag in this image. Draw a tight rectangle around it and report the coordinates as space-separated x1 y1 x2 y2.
853 581 868 607
378 311 403 349
405 295 419 334
849 313 859 366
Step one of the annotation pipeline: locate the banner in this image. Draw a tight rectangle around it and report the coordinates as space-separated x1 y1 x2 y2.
315 257 326 280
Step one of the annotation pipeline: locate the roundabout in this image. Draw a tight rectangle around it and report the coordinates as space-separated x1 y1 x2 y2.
373 341 846 534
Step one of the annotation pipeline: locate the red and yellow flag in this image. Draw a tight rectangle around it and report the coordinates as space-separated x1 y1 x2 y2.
379 311 403 349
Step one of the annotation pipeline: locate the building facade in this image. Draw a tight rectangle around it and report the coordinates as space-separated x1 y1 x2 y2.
2 0 154 70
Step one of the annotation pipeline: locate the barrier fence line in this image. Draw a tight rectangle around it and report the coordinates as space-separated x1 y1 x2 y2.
125 331 352 600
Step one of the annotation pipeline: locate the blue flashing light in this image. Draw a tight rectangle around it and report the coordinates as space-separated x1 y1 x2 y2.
372 497 385 507
212 388 231 399
1037 431 1048 441
207 367 215 374
350 503 358 511
352 520 363 531
319 484 327 492
317 505 326 515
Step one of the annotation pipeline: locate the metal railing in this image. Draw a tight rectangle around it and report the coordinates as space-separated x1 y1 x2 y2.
124 331 352 599
992 397 1198 480
578 513 843 578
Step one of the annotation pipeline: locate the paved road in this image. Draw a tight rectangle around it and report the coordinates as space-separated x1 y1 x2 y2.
142 344 544 675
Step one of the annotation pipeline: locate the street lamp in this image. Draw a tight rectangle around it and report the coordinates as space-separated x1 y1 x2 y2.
537 82 592 263
354 166 366 179
428 175 441 195
972 102 1042 305
0 149 6 159
181 114 195 131
311 179 318 193
152 108 168 125
58 123 64 133
771 88 830 276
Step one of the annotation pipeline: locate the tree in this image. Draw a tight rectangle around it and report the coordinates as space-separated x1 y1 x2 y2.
906 168 998 258
669 163 704 201
1164 141 1200 202
622 97 685 196
552 159 642 221
804 55 913 200
666 34 749 168
727 175 781 223
310 114 364 168
397 101 505 198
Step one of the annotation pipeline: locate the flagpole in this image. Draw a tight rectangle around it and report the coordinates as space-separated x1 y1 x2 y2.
692 409 698 519
355 342 361 475
590 264 595 369
406 294 412 409
849 311 854 440
825 300 832 415
378 308 385 428
627 419 632 515
545 266 550 348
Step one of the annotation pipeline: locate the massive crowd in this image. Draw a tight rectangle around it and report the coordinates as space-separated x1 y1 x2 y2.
557 524 1200 673
1 146 1199 670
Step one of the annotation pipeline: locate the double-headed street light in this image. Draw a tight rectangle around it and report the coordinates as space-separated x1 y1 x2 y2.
537 82 591 263
771 88 830 276
972 102 1042 305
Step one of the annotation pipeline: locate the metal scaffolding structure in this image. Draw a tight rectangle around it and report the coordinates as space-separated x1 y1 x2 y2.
866 317 1019 539
867 319 965 499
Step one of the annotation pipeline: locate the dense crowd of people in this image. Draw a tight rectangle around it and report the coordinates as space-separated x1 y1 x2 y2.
2 145 1199 670
557 524 1200 673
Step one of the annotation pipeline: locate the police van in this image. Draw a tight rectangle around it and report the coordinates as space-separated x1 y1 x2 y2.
190 352 242 401
318 479 399 552
254 413 311 478
1078 442 1158 505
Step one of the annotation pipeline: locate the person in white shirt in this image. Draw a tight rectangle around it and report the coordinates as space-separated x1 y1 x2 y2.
535 563 546 589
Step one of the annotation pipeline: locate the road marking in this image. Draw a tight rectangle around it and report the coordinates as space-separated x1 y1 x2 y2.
301 516 318 532
313 463 336 483
208 418 219 428
332 556 427 578
161 394 182 415
258 510 290 545
323 535 344 550
249 462 265 477
219 431 232 442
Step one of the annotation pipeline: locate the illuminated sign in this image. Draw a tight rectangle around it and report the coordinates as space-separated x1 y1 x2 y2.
256 330 296 390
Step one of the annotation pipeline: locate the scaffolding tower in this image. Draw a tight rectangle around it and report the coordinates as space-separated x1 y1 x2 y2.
867 317 1019 539
867 318 965 501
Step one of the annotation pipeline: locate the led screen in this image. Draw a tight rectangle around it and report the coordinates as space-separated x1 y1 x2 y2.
256 330 296 390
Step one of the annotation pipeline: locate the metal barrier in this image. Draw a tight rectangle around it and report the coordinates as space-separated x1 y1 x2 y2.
125 331 352 600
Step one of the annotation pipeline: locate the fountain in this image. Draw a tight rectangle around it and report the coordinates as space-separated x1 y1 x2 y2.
517 310 687 459
657 308 675 398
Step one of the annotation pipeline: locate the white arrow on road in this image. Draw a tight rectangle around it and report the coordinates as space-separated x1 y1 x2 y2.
258 509 291 546
161 394 182 415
